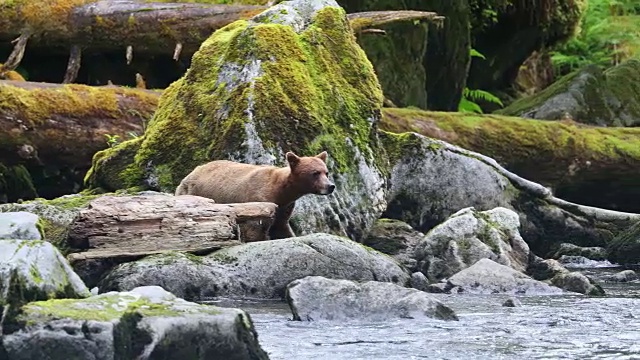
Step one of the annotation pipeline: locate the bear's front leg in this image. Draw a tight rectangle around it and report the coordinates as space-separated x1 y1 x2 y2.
268 203 296 239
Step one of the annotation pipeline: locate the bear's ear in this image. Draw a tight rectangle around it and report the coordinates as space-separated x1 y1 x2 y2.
286 151 300 167
316 151 328 163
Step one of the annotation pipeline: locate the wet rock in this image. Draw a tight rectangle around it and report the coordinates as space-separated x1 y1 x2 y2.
0 212 42 240
552 243 607 261
425 282 448 294
527 258 605 296
498 60 640 127
604 270 638 283
286 276 458 321
550 272 605 296
98 233 410 300
444 258 563 295
362 218 424 270
0 240 90 330
409 272 430 292
607 221 640 266
414 207 530 282
1 286 269 360
502 297 521 307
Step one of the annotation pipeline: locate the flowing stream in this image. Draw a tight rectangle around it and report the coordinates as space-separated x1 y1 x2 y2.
209 266 640 360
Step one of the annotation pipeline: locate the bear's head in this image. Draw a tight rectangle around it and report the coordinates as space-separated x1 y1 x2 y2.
286 151 335 196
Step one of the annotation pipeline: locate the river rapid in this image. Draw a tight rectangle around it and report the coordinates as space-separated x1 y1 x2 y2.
208 265 640 360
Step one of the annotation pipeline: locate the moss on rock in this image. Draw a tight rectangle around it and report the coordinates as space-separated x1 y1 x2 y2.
498 60 640 127
0 163 38 203
606 221 640 266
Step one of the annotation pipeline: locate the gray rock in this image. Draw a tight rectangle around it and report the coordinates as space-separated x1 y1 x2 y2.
550 271 605 296
286 276 458 321
362 219 424 270
606 270 638 283
425 282 448 293
415 207 530 281
1 286 268 360
410 272 430 291
0 240 90 312
444 259 563 295
99 233 410 300
498 60 640 127
0 212 42 240
552 243 607 261
527 258 605 295
502 297 521 307
606 220 640 266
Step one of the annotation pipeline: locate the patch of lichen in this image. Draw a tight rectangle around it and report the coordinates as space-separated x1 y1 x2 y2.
380 107 640 184
0 83 158 129
94 5 385 193
0 0 95 35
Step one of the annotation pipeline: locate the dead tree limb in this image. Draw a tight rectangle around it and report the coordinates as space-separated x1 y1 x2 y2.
63 45 82 84
348 10 445 32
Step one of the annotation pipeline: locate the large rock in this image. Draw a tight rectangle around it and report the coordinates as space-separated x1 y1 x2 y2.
498 60 640 127
0 240 90 330
527 258 605 296
1 286 269 360
380 130 640 259
85 0 388 242
0 212 42 240
362 218 424 270
286 276 458 321
414 207 530 282
99 233 410 300
607 221 640 265
443 258 563 295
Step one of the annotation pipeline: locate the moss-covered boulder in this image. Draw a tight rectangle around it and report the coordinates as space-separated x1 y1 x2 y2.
1 285 269 360
0 239 90 332
86 0 388 240
362 218 424 270
606 221 640 265
498 60 640 127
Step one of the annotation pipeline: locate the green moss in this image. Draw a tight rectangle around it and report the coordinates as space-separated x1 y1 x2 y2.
89 5 385 193
28 264 43 285
210 252 238 264
380 107 640 185
0 0 94 35
144 0 272 4
0 164 37 202
604 59 640 124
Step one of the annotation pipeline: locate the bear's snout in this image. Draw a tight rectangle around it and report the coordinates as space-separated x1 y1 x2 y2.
327 184 336 194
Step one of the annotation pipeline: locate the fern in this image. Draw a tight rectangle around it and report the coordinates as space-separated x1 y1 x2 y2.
458 48 504 114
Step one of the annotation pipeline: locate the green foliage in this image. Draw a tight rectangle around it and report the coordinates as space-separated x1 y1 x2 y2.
104 134 120 148
458 49 504 114
550 0 640 74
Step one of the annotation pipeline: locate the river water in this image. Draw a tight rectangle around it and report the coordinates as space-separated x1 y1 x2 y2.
210 266 640 360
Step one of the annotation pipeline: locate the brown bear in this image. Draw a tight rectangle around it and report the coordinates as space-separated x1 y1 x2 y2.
175 151 335 239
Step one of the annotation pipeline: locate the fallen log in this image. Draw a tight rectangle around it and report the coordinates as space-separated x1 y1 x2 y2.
0 80 157 201
0 0 442 71
67 194 278 253
65 194 277 287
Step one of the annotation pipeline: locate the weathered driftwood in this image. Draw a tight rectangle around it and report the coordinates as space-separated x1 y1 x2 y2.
0 0 443 72
0 80 156 169
67 195 278 255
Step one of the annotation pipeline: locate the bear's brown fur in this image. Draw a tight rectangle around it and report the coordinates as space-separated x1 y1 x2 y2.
175 151 335 239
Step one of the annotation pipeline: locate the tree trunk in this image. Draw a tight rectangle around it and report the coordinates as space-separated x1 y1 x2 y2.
0 80 156 201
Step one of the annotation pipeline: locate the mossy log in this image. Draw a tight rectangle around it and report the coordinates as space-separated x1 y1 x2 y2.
381 108 640 213
0 80 157 201
0 0 442 80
